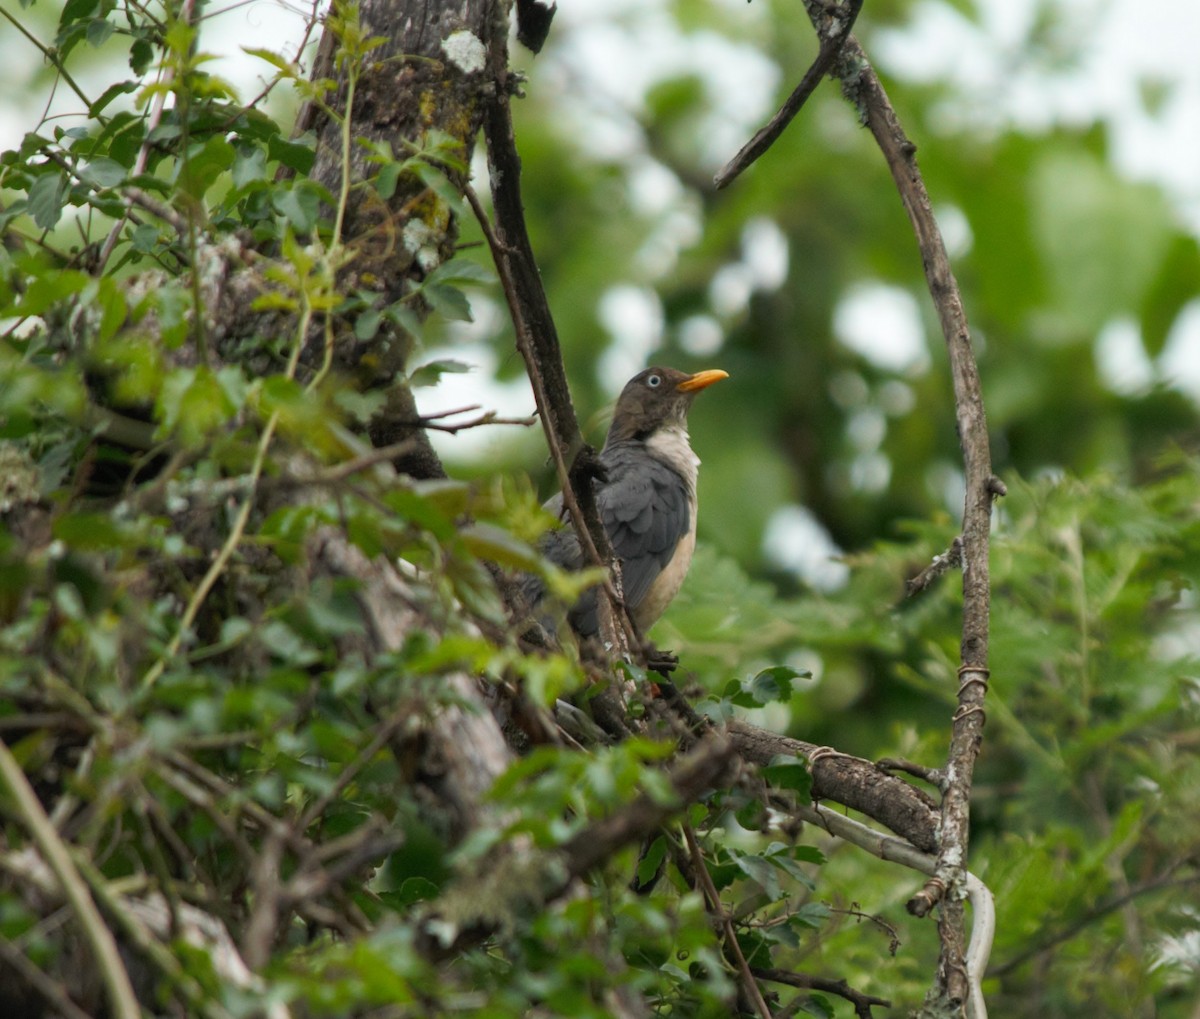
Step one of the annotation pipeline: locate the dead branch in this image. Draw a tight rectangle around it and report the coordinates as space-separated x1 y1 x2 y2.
778 11 1001 1008
753 966 890 1019
714 0 862 189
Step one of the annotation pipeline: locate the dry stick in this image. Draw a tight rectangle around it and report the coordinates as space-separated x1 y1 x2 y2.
478 39 644 662
714 0 862 189
719 7 999 1009
829 36 996 1011
0 741 141 1019
796 801 993 1019
465 183 637 659
988 870 1200 979
751 967 890 1019
682 821 775 1019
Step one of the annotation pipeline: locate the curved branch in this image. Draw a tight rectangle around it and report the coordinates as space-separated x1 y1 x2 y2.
795 802 994 1019
714 0 862 189
0 744 140 1019
479 47 640 660
726 719 939 853
776 12 1000 1007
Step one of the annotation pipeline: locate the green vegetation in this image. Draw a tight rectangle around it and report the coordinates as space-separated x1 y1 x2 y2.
0 0 1197 1016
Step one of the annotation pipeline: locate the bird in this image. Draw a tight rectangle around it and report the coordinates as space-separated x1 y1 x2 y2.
523 365 728 642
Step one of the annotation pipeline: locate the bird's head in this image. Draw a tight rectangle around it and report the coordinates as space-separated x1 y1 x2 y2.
606 366 729 445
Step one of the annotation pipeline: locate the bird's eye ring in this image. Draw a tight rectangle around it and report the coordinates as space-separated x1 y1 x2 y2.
646 374 661 388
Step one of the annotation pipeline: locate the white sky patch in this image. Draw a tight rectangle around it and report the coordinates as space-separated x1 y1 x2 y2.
1094 317 1154 396
846 407 887 452
828 370 870 410
627 158 684 216
875 0 1200 232
634 202 704 280
849 451 892 494
926 460 966 517
1158 299 1200 405
597 284 665 392
763 504 849 592
878 379 917 416
543 5 779 168
935 204 974 258
678 314 725 357
741 217 790 291
834 282 930 373
709 262 755 318
412 343 537 460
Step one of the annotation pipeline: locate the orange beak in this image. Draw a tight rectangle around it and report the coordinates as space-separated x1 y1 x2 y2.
676 369 729 393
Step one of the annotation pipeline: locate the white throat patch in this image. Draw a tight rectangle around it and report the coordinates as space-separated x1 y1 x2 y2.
646 423 700 493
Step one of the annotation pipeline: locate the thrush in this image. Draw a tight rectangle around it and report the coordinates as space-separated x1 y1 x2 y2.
523 366 728 641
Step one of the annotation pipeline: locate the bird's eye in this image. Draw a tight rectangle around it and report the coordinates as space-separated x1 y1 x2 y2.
646 374 661 388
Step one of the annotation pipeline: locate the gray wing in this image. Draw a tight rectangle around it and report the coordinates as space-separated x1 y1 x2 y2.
519 449 688 638
597 446 690 613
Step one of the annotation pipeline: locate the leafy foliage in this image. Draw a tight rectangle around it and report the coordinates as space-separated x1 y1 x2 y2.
0 0 1198 1017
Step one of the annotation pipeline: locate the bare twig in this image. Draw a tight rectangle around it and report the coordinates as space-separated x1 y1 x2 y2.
402 404 538 434
905 536 964 597
478 35 641 662
683 821 774 1019
795 802 994 1019
0 742 140 1019
875 757 946 791
755 10 999 1007
752 966 890 1019
465 183 637 661
714 0 862 189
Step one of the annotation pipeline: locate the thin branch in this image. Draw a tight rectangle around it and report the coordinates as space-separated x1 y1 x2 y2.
875 757 946 791
714 0 862 189
465 183 636 659
768 12 1000 1007
989 870 1200 979
905 536 964 597
752 966 890 1019
795 801 994 1019
725 719 939 852
0 741 140 1019
478 40 641 661
0 6 94 112
683 821 774 1019
402 404 538 434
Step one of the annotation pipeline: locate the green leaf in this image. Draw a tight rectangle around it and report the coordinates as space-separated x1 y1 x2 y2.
459 523 540 571
232 145 268 188
28 172 68 230
427 257 495 286
731 852 782 901
157 366 240 446
1140 234 1200 356
354 308 382 341
86 17 113 47
273 185 320 233
89 81 138 118
268 134 315 175
761 757 813 801
129 35 154 74
423 283 473 322
81 157 126 189
799 994 834 1018
178 135 235 199
408 358 471 388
